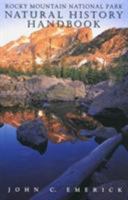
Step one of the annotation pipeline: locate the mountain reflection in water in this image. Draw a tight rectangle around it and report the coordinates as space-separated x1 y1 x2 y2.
0 103 100 148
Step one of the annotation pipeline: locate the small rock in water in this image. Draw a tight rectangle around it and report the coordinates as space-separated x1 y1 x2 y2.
17 119 48 154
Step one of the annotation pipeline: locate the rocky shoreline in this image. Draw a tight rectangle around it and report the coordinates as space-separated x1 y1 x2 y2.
1 74 128 131
0 74 86 107
0 74 113 108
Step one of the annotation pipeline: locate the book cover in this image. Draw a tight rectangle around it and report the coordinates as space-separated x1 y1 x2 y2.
0 0 128 200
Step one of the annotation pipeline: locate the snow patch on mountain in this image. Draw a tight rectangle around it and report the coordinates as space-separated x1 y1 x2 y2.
78 58 88 67
35 56 43 65
96 57 107 65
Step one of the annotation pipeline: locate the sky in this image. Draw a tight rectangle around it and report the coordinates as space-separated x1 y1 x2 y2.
0 0 128 46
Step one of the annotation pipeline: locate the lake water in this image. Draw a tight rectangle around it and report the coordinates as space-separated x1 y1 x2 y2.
0 103 128 200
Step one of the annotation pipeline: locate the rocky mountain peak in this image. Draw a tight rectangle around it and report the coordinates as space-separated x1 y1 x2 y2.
0 27 127 72
0 26 92 72
62 28 128 69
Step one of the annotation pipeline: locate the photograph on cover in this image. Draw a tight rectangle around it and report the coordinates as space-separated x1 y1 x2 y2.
0 0 128 199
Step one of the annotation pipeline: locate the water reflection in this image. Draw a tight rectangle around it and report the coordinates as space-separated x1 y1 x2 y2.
0 121 98 200
17 136 48 155
0 103 100 147
1 104 128 200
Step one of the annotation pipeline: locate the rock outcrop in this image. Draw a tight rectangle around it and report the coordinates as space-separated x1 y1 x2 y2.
0 75 86 107
64 28 128 69
47 81 85 101
88 76 128 129
85 80 113 103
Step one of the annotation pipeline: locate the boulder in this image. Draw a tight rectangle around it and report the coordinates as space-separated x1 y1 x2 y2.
88 180 128 200
85 80 113 103
47 83 75 101
25 75 64 94
90 108 128 130
88 76 128 129
69 80 86 99
47 81 85 101
0 91 28 107
0 75 16 91
89 76 128 118
0 75 29 107
17 119 48 153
